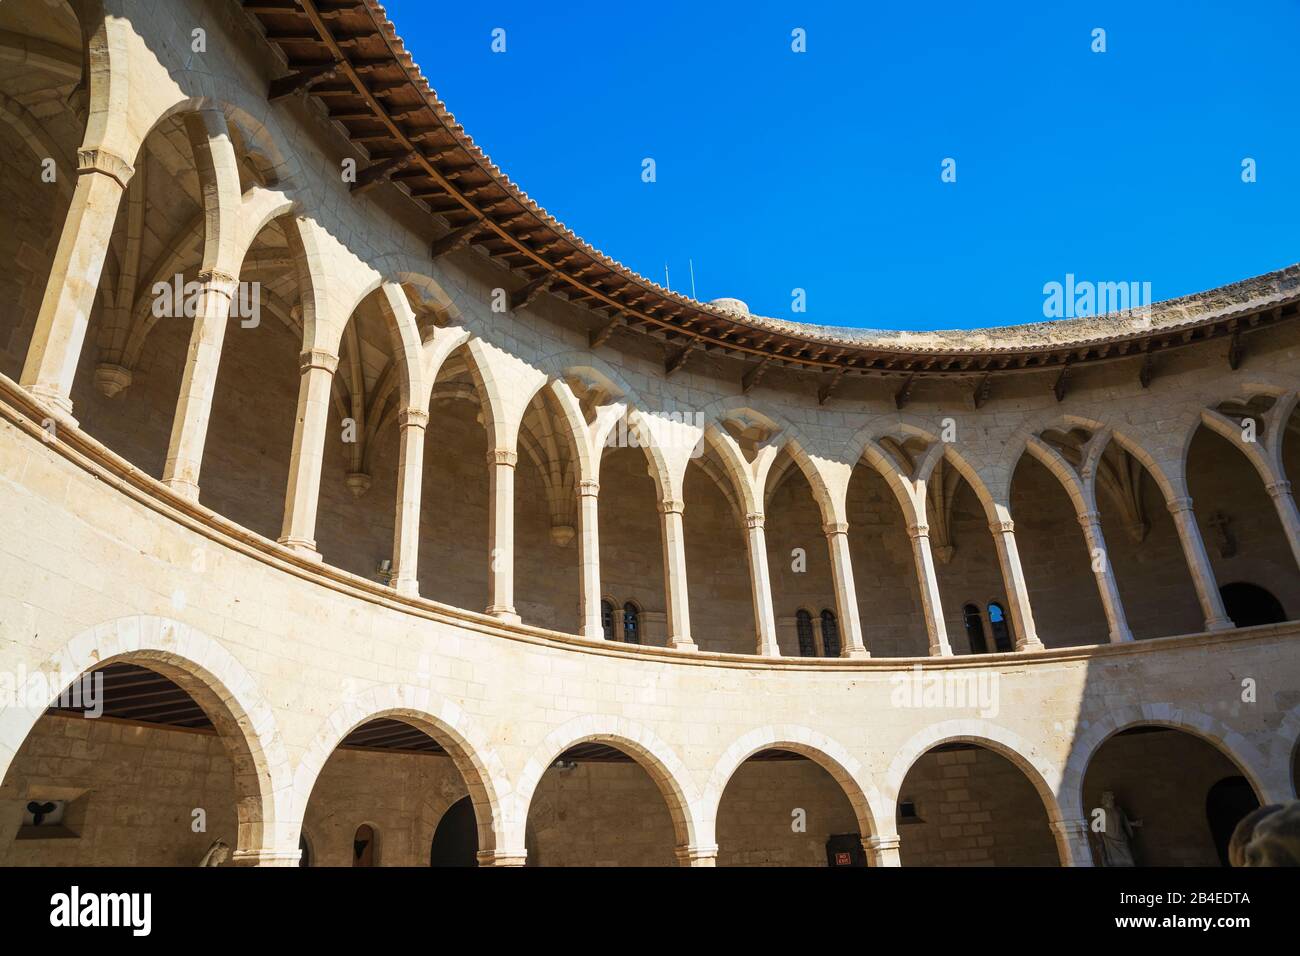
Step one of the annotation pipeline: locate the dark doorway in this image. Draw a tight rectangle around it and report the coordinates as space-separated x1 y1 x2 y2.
430 796 479 867
353 824 376 867
1219 583 1287 628
824 832 867 867
1205 776 1260 866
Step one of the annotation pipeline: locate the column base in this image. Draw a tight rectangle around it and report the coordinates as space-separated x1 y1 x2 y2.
1016 638 1045 652
25 384 78 428
841 646 871 659
487 605 521 624
674 843 719 867
758 640 781 657
928 642 953 657
277 535 322 562
1107 628 1134 643
477 848 527 867
580 624 606 640
392 576 419 598
669 636 698 651
1206 616 1235 632
231 848 301 867
162 476 201 501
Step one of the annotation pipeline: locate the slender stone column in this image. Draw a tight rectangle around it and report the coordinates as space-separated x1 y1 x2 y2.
906 522 952 657
987 519 1044 651
1166 496 1233 630
1076 510 1133 643
1050 818 1094 867
744 513 780 656
673 843 719 867
862 834 901 867
486 449 520 623
1265 479 1300 572
658 498 697 650
577 478 603 639
822 522 869 658
161 271 237 499
20 148 135 420
277 349 338 560
390 408 429 597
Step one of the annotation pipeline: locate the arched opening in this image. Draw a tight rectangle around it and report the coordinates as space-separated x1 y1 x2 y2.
429 795 478 867
765 453 838 656
795 608 816 657
715 750 865 866
1219 582 1286 627
1010 451 1109 648
682 458 752 653
418 345 490 610
0 661 255 865
600 598 615 640
819 609 841 658
986 602 1013 652
598 443 667 645
622 601 642 644
1206 776 1261 867
895 743 1058 866
961 603 988 654
301 716 487 866
352 824 377 867
1081 725 1260 866
0 0 83 381
523 742 680 866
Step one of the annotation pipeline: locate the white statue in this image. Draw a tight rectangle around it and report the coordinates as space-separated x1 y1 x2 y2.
198 839 231 867
1097 791 1142 866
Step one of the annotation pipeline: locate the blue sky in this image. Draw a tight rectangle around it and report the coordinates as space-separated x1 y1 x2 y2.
383 0 1300 331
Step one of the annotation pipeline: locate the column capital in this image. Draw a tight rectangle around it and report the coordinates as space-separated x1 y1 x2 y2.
398 407 429 430
863 833 901 852
673 843 719 867
76 146 135 188
1075 510 1102 529
196 269 238 296
822 521 849 536
658 498 685 516
578 478 600 497
298 349 338 375
744 511 765 530
906 522 930 539
1266 479 1293 499
1166 495 1195 515
487 448 518 468
988 518 1015 534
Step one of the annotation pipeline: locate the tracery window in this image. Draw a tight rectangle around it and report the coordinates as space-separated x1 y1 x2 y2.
819 609 841 658
601 600 615 641
795 609 817 657
622 602 641 644
988 602 1013 652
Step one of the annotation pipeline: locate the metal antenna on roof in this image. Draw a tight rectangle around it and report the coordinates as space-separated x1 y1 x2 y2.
689 259 696 299
664 262 671 291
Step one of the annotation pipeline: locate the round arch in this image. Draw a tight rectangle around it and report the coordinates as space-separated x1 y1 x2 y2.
512 715 703 856
0 615 293 861
292 683 511 861
701 725 887 848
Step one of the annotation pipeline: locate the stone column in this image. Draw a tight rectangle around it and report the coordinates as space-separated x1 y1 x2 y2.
673 843 719 867
907 522 952 657
390 408 428 597
277 349 338 560
577 478 603 639
658 498 697 650
486 449 520 623
1076 510 1133 643
20 148 135 420
1167 496 1233 630
862 834 901 867
1265 479 1300 572
161 271 237 500
744 512 780 656
1050 818 1094 867
988 519 1044 651
822 522 869 658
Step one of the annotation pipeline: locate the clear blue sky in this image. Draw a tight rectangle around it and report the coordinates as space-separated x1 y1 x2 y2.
384 0 1299 331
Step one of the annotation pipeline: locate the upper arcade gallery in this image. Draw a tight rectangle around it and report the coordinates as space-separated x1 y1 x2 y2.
0 0 1295 870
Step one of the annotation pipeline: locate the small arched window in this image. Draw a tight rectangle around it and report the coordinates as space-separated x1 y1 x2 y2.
820 609 841 658
987 602 1013 652
622 602 641 644
600 600 615 641
962 604 988 654
795 609 817 657
353 824 377 867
